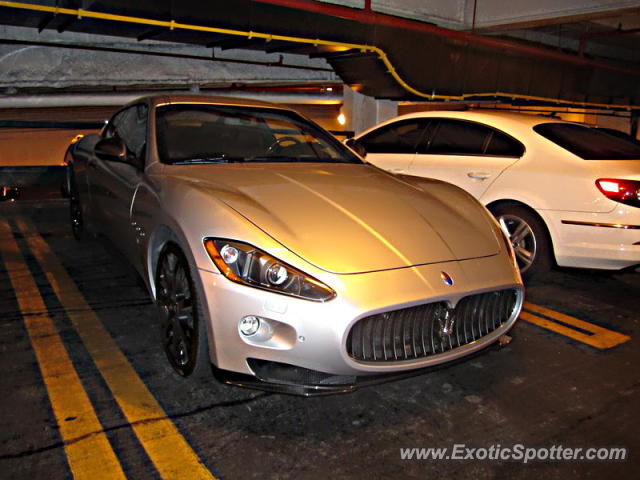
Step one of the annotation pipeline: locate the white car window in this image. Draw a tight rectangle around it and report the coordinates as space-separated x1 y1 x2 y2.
417 119 524 157
425 119 491 155
359 119 431 154
484 130 525 157
534 122 640 160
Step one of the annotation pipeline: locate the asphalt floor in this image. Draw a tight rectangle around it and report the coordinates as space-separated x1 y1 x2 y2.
0 194 638 479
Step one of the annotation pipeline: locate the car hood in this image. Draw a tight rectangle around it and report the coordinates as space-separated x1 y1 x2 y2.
170 163 500 274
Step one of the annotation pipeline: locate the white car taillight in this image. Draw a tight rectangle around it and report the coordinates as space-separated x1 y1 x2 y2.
595 178 640 208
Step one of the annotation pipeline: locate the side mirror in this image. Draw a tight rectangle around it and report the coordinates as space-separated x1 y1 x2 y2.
345 138 366 157
95 137 127 162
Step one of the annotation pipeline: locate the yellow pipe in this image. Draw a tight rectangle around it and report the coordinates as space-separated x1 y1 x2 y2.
0 0 636 110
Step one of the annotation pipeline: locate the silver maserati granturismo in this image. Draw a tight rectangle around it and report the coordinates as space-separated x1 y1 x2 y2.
67 95 523 395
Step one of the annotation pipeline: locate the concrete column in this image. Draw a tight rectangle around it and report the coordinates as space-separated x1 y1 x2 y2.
631 111 639 140
594 114 633 137
342 85 397 135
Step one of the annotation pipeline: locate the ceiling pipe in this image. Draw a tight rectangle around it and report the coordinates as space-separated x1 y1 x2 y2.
250 0 640 76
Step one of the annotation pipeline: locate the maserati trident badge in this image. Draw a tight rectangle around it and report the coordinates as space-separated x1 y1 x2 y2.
437 306 456 340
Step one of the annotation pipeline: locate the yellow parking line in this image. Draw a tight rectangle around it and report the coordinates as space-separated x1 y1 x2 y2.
0 220 126 480
16 219 216 480
520 301 630 349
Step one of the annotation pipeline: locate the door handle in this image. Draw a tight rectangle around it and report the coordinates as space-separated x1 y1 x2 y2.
467 171 491 180
390 168 406 174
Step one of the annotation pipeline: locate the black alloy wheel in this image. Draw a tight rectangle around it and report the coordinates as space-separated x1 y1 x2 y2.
156 243 209 377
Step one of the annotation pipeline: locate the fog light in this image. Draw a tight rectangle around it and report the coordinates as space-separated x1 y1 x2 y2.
239 316 260 336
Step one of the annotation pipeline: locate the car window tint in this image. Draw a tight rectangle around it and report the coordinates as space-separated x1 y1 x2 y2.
485 130 524 157
414 120 438 154
427 119 491 155
359 119 428 154
534 123 640 160
597 127 640 144
111 104 148 159
156 104 361 164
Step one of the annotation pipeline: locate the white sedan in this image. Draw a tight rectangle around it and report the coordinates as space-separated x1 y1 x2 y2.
348 111 640 278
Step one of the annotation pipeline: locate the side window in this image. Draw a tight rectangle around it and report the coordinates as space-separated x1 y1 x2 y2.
426 119 492 155
359 119 429 154
485 130 524 157
104 104 148 162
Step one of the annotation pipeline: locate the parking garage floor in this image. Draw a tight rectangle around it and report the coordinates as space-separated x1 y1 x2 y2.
1 195 638 479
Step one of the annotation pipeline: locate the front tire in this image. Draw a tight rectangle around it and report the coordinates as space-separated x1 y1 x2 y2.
156 243 210 378
492 204 552 279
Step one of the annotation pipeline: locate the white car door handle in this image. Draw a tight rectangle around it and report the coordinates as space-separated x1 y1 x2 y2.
390 168 406 174
467 171 491 180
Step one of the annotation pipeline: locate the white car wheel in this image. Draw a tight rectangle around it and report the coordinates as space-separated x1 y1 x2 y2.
493 205 552 279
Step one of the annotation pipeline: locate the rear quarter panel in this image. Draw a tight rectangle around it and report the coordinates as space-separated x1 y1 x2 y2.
69 134 101 226
481 137 620 214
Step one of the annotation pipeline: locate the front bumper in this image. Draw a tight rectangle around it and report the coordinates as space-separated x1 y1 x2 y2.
197 251 522 385
213 343 508 396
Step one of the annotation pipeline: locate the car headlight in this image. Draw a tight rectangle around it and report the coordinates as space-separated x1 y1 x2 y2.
204 238 335 302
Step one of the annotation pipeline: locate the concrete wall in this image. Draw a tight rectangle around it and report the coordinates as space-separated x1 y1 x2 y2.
322 0 640 30
473 0 640 29
343 86 397 135
0 128 97 167
372 0 467 29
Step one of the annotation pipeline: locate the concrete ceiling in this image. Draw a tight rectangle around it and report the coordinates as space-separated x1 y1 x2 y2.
0 0 639 109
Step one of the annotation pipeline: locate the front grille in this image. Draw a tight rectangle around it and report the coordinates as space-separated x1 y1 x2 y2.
346 288 520 362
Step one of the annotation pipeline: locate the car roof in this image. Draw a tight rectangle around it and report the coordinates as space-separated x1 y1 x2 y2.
127 94 289 111
389 109 565 127
355 109 570 140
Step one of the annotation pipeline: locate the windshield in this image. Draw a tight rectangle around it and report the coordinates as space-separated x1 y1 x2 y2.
156 103 361 164
534 122 640 160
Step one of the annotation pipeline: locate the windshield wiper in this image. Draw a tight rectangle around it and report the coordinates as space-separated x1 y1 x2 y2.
170 155 245 165
246 155 362 167
246 155 347 163
246 155 304 163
